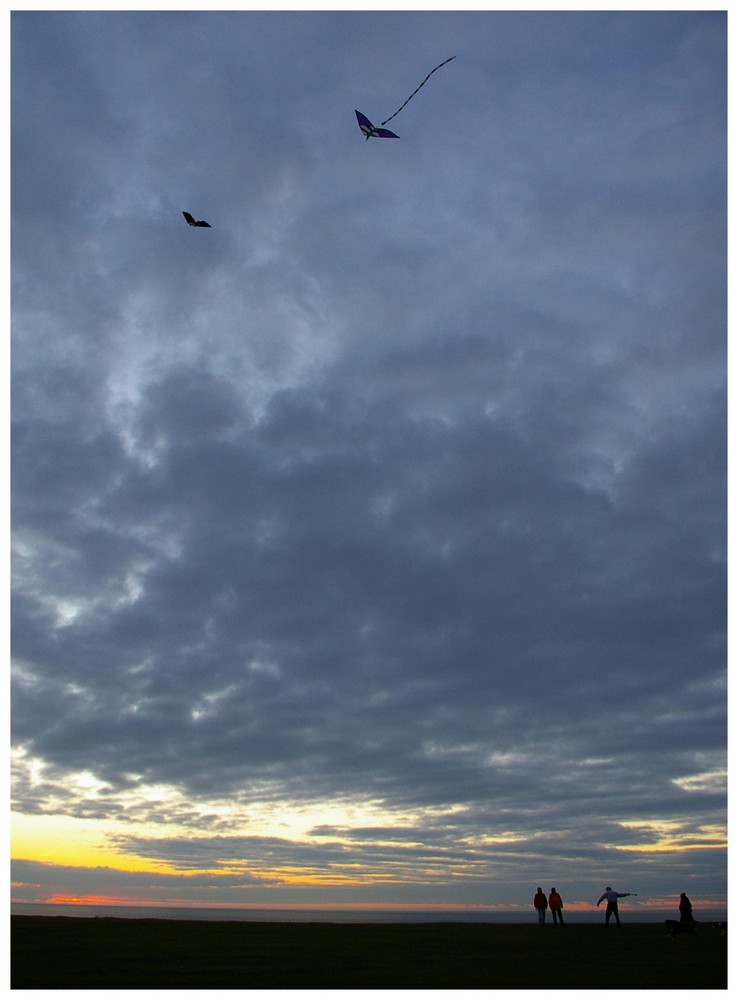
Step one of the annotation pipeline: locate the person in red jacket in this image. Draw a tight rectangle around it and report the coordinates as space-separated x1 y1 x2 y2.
533 887 548 925
549 887 565 925
679 892 694 924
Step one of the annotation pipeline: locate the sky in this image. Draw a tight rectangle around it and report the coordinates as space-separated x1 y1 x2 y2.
10 9 727 915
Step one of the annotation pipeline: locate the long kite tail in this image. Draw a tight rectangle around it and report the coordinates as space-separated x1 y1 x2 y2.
379 56 456 127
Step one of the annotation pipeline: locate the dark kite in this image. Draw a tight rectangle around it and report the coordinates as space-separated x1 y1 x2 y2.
183 211 212 228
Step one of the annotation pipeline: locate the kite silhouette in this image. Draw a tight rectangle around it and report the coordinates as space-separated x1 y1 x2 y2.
183 211 212 228
355 56 456 140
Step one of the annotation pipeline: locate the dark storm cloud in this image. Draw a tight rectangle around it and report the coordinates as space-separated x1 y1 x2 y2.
11 10 725 906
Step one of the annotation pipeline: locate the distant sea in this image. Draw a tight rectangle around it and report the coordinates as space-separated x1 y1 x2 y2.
10 902 727 924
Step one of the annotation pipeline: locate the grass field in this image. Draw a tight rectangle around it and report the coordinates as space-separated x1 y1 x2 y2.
11 915 727 989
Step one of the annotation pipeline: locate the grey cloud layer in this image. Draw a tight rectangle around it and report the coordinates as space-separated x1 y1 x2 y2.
11 11 725 905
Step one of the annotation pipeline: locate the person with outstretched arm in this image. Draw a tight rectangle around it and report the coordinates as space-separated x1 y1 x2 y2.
596 887 637 926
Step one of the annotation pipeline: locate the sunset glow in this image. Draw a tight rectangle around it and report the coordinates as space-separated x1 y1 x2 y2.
12 813 180 874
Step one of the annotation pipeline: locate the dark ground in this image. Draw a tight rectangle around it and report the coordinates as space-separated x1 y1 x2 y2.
11 915 728 989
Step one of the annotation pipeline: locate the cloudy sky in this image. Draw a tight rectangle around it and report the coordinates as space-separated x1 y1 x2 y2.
11 10 726 914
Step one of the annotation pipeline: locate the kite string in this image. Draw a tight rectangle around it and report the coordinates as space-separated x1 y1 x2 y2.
379 56 456 127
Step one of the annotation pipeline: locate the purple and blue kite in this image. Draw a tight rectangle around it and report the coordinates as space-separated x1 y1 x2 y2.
355 111 400 141
355 56 456 140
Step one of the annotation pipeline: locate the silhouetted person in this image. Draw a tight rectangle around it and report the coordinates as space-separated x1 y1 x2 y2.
596 886 636 926
534 887 548 925
679 892 694 923
549 887 565 925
